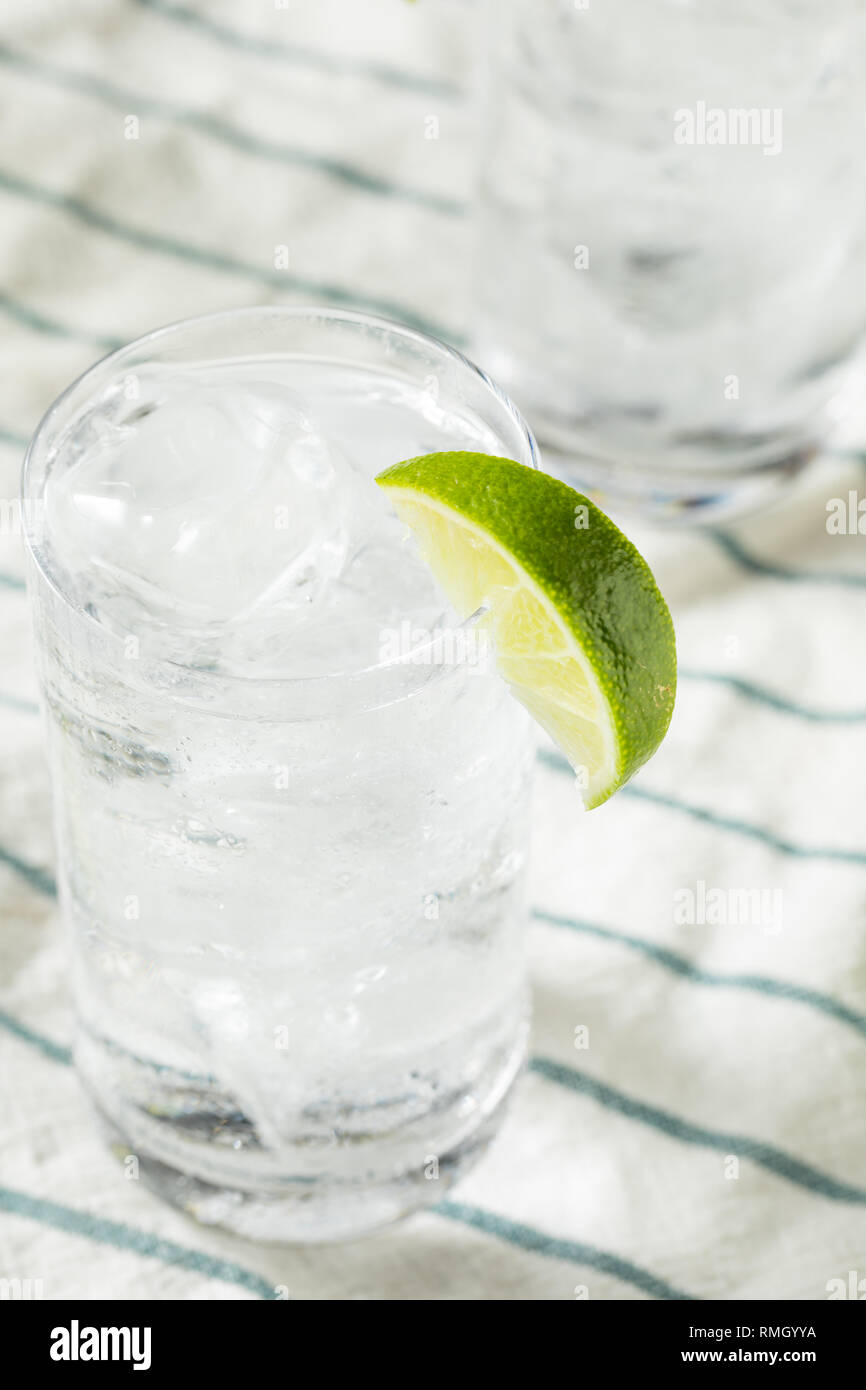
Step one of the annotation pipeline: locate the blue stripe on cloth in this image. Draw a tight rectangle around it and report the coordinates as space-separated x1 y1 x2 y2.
0 288 123 352
0 426 27 450
532 908 866 1041
0 690 40 715
537 749 866 866
530 1058 866 1205
679 667 866 724
436 1201 694 1299
0 167 463 344
710 529 866 588
0 1009 71 1065
0 843 55 896
622 783 866 867
0 1185 277 1298
132 0 461 98
0 43 463 217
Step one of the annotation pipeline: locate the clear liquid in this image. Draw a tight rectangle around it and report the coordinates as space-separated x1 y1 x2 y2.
33 357 533 1239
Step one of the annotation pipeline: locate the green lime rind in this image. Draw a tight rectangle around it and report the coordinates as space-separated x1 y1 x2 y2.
376 451 676 806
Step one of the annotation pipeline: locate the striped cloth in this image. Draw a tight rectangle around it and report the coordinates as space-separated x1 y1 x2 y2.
1 0 864 1301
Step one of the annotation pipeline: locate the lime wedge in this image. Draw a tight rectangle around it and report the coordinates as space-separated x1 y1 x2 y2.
376 452 676 808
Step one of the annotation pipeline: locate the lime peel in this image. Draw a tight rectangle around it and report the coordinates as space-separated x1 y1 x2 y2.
376 452 676 808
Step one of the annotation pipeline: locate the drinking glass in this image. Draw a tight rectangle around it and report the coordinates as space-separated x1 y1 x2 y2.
22 307 537 1242
473 0 866 519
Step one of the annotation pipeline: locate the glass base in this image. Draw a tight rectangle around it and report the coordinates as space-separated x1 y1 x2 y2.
90 1097 510 1244
537 441 815 525
77 1017 527 1244
471 332 866 525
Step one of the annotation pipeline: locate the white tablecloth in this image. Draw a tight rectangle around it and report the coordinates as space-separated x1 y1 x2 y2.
0 0 864 1300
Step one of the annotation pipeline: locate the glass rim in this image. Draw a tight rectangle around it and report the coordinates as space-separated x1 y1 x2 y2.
20 304 539 714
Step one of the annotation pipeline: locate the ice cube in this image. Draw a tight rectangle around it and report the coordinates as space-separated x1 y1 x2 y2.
47 368 360 650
